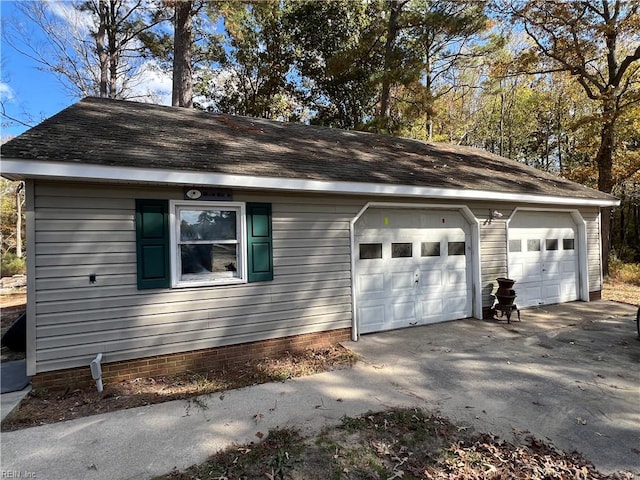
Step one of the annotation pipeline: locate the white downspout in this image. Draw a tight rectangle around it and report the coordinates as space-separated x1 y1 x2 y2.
90 353 104 392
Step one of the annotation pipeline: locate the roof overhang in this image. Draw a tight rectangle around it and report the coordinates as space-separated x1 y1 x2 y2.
1 159 620 207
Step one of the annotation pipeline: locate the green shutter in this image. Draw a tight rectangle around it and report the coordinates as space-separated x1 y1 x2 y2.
246 203 273 282
135 199 170 289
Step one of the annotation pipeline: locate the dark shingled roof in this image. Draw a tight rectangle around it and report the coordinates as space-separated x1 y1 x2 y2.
1 97 614 201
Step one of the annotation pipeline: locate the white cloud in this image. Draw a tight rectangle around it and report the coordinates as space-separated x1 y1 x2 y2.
0 82 15 102
130 61 173 105
44 0 93 33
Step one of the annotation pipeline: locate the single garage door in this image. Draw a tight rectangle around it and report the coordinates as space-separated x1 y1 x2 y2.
355 209 473 334
508 211 579 307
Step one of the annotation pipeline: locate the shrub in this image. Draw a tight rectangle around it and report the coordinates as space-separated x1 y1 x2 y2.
609 256 640 286
0 252 26 278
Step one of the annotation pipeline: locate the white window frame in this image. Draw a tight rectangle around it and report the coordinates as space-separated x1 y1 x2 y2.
169 200 247 288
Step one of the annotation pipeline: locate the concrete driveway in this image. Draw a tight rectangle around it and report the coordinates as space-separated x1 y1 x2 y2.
347 300 640 476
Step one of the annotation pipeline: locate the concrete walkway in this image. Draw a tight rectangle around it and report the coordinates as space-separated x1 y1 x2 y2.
1 301 638 480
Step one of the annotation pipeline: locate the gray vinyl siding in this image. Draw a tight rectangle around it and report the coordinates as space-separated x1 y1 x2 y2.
31 181 607 374
471 206 513 309
583 209 602 293
33 182 356 373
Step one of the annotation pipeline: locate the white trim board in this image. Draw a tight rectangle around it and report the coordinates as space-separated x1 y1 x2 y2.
1 159 620 208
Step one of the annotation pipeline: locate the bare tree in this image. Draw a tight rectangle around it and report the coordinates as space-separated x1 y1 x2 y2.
2 0 170 99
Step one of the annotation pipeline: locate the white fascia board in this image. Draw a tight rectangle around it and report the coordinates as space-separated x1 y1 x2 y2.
1 158 620 207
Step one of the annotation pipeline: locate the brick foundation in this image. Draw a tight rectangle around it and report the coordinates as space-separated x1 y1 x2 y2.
589 290 602 301
32 328 351 391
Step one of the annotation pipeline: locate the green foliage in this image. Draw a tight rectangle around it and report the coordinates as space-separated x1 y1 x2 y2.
1 179 24 257
1 252 26 278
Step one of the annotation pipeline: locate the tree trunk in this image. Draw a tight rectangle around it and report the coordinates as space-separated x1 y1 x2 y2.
172 1 193 108
596 99 616 275
97 0 109 97
379 0 402 131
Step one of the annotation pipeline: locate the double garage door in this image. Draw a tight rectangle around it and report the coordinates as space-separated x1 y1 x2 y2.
354 209 583 334
508 211 580 307
355 209 473 334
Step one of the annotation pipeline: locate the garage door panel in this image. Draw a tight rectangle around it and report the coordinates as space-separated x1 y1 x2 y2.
518 283 542 306
447 268 467 286
446 294 469 313
543 261 561 279
358 304 386 334
419 298 444 318
391 272 414 290
417 270 443 287
358 273 384 294
392 301 417 323
561 260 576 273
356 209 473 333
508 213 579 308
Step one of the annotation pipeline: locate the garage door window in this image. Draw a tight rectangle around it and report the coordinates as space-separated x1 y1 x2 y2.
421 242 440 257
392 243 412 258
546 239 559 251
360 243 382 259
448 241 466 255
509 239 522 252
527 239 541 252
563 239 575 250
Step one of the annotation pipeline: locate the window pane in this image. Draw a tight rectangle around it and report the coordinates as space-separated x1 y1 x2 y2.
527 239 541 252
563 238 575 250
546 239 558 251
359 243 382 259
421 242 440 257
392 243 412 258
180 244 239 280
448 241 466 256
509 239 521 253
180 210 237 241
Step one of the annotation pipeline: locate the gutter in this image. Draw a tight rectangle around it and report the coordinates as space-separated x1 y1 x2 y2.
0 159 620 208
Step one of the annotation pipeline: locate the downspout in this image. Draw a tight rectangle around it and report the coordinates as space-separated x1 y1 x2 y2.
349 203 373 342
90 353 104 392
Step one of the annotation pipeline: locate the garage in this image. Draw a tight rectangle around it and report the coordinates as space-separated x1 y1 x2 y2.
354 207 475 334
507 210 583 307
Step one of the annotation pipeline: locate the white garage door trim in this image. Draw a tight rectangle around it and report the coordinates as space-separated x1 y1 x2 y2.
349 202 482 340
506 208 589 307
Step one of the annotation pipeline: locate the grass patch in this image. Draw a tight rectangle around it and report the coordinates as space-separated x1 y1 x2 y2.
153 408 633 480
609 257 640 286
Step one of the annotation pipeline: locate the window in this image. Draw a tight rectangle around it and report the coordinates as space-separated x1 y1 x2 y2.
546 239 558 251
448 241 466 256
392 243 412 258
563 238 575 250
173 202 245 286
509 239 522 253
360 243 382 259
136 199 273 289
527 239 541 252
421 242 440 257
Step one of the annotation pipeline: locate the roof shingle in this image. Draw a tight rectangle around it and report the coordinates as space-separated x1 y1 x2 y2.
0 97 614 201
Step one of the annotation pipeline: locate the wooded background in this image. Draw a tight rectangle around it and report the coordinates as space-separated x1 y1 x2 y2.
1 0 639 270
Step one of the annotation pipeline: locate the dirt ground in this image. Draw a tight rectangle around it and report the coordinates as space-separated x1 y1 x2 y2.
156 408 634 480
1 345 358 431
602 280 640 305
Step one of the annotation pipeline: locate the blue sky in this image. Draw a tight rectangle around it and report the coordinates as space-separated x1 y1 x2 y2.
1 2 79 139
0 1 174 141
